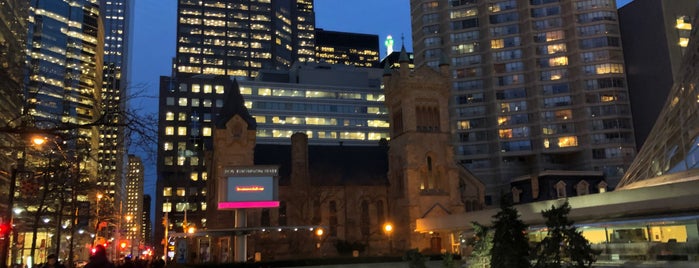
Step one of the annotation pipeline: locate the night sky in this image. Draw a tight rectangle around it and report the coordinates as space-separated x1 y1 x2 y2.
130 0 634 201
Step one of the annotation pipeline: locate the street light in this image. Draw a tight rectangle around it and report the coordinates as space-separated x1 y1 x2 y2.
383 222 393 255
0 135 49 268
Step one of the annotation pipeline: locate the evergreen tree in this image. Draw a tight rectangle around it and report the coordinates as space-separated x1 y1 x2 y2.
468 222 493 267
490 197 530 268
533 201 599 268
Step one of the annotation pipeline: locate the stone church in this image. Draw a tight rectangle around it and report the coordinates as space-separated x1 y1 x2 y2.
195 48 484 263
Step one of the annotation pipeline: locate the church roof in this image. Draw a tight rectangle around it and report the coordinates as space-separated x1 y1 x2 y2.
215 78 257 130
253 144 389 186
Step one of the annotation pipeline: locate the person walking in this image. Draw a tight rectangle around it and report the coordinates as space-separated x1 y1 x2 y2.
41 254 65 268
85 245 115 268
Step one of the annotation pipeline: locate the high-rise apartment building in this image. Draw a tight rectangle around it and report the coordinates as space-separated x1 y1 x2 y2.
411 0 636 204
315 29 380 67
175 0 316 78
618 0 695 150
97 0 134 208
126 154 143 254
142 195 152 247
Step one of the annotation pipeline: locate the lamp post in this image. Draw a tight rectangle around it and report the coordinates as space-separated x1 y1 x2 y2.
383 223 393 255
1 136 48 268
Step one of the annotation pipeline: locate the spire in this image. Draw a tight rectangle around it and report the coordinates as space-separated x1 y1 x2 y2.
215 78 257 130
399 45 409 63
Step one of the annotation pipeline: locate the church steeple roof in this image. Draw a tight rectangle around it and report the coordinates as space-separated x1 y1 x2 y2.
215 78 257 130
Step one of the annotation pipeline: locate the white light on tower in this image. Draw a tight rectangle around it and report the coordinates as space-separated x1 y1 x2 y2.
385 35 394 55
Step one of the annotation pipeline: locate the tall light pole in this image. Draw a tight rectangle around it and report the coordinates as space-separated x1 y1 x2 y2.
383 222 393 255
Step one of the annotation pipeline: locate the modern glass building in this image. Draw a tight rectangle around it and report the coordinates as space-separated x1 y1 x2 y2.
619 0 696 150
315 29 380 68
175 0 316 78
25 0 103 177
410 0 636 205
239 62 389 145
97 0 134 206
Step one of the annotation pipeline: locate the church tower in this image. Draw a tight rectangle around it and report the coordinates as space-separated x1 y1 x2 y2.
383 47 484 252
206 78 258 229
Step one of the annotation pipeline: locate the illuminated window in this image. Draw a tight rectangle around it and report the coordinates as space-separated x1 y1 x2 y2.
163 187 172 196
178 98 187 106
190 172 198 181
177 156 185 166
163 142 173 151
202 172 208 181
676 16 692 30
601 95 617 102
165 126 174 136
165 112 174 121
203 85 212 93
557 136 578 147
458 120 472 129
192 84 200 93
258 88 271 96
178 112 187 121
491 39 504 49
177 127 187 136
215 85 224 94
203 127 212 136
549 56 568 66
679 37 689 47
499 129 513 138
176 188 186 197
240 87 252 95
163 202 172 213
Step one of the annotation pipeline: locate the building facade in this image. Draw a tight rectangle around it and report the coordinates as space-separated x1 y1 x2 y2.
618 0 695 150
238 62 389 146
155 63 391 255
97 0 134 211
315 29 380 67
175 0 316 78
126 154 144 255
142 195 152 248
410 0 636 205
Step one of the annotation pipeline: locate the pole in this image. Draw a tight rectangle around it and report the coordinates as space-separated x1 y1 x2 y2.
0 168 19 268
234 209 246 262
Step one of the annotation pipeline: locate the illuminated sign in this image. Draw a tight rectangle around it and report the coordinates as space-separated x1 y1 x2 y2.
218 166 279 209
385 35 394 55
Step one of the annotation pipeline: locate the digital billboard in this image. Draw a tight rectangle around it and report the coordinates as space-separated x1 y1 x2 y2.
217 166 279 209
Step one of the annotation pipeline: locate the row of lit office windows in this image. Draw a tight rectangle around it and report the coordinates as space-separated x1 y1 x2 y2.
239 86 385 101
163 125 388 141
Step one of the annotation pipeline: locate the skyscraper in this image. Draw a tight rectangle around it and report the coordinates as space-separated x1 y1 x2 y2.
618 0 695 150
411 0 636 204
126 154 143 254
97 0 133 216
25 0 104 187
175 0 316 78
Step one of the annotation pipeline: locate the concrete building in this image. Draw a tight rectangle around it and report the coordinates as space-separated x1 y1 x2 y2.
416 11 699 264
315 29 380 68
619 0 696 150
410 0 636 205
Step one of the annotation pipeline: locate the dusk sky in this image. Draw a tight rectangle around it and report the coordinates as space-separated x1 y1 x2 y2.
131 0 634 196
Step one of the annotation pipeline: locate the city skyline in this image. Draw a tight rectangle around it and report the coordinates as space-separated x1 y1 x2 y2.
131 0 635 203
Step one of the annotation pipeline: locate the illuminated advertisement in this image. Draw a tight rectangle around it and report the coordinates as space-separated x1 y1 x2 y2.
218 166 279 209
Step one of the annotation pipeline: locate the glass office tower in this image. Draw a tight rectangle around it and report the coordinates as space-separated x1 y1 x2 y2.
25 0 103 170
97 0 133 209
411 0 636 204
175 0 316 78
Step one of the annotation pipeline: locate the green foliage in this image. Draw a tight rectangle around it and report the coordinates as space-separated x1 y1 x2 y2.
533 201 600 268
442 252 456 268
403 248 428 268
468 222 493 267
490 198 530 268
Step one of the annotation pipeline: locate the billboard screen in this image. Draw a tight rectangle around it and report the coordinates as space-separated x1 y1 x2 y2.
218 166 279 209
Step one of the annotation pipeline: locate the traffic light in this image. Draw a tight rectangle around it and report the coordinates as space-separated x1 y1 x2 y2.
0 222 10 237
